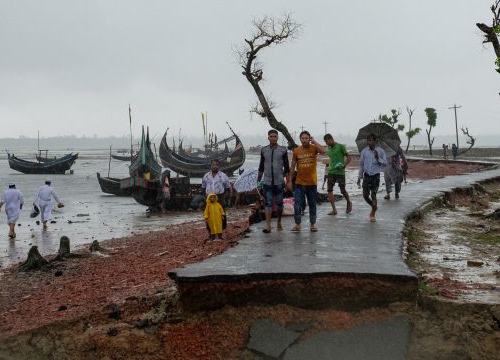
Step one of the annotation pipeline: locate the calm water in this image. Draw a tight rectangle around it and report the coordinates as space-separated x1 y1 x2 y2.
0 150 363 269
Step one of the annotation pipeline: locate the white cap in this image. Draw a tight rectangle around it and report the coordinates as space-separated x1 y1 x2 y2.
8 182 15 187
45 178 52 183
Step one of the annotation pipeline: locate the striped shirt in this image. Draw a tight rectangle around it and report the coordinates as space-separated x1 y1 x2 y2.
358 146 387 179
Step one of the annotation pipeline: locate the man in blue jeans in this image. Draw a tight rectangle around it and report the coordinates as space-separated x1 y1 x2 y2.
287 131 326 232
257 129 290 233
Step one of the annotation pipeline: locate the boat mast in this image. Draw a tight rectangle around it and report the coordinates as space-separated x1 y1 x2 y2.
129 104 133 159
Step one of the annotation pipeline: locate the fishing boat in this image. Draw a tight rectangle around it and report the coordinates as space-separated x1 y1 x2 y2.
96 172 132 196
159 124 245 177
176 139 231 162
7 152 78 174
177 136 231 159
111 153 137 161
120 126 163 208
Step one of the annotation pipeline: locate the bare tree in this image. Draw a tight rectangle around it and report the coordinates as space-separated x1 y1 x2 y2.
238 14 302 148
404 106 421 154
458 127 476 155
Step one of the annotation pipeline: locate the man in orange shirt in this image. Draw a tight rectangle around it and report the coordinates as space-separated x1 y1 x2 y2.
287 131 326 232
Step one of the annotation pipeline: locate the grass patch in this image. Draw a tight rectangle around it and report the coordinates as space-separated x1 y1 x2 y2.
470 230 500 246
418 281 438 296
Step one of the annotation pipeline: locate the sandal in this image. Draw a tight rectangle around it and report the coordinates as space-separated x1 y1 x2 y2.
262 229 271 234
346 201 352 214
369 214 376 222
291 225 301 232
328 209 337 216
384 195 390 200
277 223 283 231
310 225 318 232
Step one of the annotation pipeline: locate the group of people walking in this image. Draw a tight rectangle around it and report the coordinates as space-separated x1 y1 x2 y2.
0 179 63 238
197 129 408 239
255 129 406 232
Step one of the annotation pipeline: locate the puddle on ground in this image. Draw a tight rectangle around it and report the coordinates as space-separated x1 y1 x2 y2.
409 190 500 304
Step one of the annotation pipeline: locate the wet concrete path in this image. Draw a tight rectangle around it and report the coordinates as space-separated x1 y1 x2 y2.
170 168 500 359
170 169 500 293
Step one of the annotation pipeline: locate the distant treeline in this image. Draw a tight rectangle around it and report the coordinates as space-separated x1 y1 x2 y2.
1 133 499 151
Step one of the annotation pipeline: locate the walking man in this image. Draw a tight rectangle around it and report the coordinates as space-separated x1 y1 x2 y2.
257 129 289 233
323 133 352 215
0 182 24 238
287 130 326 232
357 134 387 222
36 179 63 231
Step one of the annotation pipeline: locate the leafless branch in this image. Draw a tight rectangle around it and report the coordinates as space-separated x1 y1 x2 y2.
458 127 476 155
462 127 476 145
237 13 302 148
250 99 277 118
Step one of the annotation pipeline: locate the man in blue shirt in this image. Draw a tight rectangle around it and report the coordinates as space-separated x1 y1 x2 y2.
357 133 387 222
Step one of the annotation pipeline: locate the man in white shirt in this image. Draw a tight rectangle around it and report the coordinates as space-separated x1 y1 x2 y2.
202 159 232 207
36 179 63 231
0 182 24 238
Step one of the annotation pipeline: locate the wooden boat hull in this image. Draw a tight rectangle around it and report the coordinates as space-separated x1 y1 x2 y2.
96 172 132 196
111 154 136 161
8 153 78 174
176 141 230 163
159 131 245 177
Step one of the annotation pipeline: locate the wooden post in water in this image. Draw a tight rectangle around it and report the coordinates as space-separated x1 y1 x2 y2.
108 145 112 178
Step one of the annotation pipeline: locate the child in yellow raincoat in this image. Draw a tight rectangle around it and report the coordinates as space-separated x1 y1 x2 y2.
204 193 225 240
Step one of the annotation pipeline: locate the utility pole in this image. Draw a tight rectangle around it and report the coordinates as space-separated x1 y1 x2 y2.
322 121 329 134
300 126 305 132
448 104 461 149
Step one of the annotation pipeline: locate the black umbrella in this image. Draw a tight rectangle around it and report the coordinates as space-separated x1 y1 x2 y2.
355 122 401 157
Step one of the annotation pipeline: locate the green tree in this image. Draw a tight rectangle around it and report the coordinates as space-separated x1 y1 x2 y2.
424 108 437 156
377 109 405 132
238 14 302 148
404 107 421 154
477 2 500 90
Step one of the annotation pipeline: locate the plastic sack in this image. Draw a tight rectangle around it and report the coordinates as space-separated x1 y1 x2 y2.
282 198 294 216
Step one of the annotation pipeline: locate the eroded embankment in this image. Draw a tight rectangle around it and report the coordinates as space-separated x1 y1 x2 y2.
405 178 500 359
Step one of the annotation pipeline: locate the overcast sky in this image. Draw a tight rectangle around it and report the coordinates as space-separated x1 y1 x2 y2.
1 0 499 142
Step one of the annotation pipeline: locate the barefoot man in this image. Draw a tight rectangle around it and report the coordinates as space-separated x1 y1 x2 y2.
357 133 387 222
323 133 352 215
0 182 24 238
36 179 63 231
